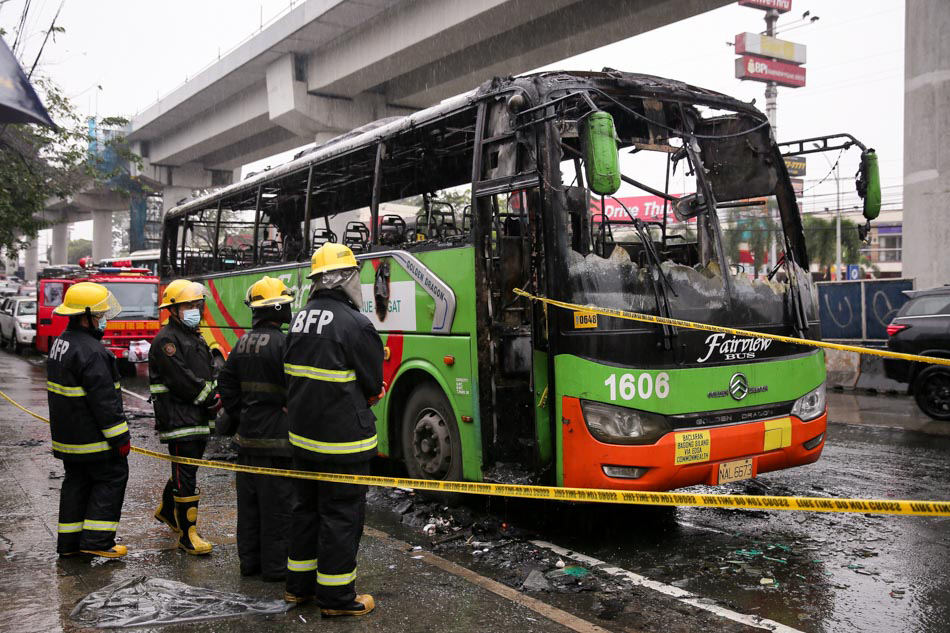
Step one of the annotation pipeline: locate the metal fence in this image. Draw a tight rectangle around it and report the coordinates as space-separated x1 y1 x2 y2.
817 278 914 341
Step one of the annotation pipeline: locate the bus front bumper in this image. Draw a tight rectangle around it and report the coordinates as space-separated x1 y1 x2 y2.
560 397 827 492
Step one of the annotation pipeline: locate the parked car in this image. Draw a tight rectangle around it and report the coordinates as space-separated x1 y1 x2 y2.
0 296 37 354
884 286 950 420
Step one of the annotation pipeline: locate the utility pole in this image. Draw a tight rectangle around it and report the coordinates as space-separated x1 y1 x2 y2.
834 161 841 280
763 9 779 137
763 8 780 269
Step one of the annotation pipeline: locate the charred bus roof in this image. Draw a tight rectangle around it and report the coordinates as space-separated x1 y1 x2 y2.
164 69 767 221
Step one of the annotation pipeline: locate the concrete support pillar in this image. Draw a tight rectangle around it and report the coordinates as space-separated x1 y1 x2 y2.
903 0 950 289
51 223 69 265
92 210 113 262
24 239 38 282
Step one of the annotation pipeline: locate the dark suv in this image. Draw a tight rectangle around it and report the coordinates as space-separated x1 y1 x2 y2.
884 286 950 420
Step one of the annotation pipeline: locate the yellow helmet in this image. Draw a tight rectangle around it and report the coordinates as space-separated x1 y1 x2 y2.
245 276 294 309
53 282 122 318
159 279 208 309
309 243 358 278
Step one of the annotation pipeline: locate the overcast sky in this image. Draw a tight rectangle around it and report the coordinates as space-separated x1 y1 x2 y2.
1 0 904 247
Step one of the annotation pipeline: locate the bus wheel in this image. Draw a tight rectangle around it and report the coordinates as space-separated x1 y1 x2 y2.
914 366 950 421
401 383 463 483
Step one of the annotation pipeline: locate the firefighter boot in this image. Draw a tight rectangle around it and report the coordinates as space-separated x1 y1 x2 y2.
80 545 128 559
173 493 213 555
154 479 178 532
321 594 376 618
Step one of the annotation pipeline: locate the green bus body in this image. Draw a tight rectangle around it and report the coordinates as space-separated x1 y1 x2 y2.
165 70 828 492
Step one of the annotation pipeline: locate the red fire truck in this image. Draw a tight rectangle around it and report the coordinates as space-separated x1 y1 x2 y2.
37 260 160 369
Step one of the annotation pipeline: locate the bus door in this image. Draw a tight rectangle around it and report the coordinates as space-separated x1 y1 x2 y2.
473 99 551 473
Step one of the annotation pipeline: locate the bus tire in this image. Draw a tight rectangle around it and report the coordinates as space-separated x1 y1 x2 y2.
401 382 463 485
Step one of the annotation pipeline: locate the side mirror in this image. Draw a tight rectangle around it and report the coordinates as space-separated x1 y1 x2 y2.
672 192 705 221
856 149 881 221
581 111 621 196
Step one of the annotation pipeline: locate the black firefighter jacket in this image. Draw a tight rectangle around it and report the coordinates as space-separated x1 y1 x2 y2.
284 289 384 463
217 322 291 457
46 323 129 462
149 317 217 443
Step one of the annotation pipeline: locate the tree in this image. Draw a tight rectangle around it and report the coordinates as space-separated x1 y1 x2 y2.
801 214 862 275
0 32 138 259
67 239 91 263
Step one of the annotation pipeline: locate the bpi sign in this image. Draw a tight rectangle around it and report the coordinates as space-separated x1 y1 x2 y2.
735 56 806 88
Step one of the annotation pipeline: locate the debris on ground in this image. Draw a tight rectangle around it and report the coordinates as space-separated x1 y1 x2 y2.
69 576 290 628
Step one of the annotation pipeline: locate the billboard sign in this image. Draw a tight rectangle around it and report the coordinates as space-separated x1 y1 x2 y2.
738 0 792 12
735 32 806 65
735 55 806 88
590 195 680 223
784 156 807 176
790 177 804 198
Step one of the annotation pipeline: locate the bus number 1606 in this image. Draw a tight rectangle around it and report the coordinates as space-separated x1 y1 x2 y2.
604 372 670 401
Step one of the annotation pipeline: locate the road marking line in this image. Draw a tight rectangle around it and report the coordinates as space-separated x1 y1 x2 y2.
531 540 804 633
365 526 613 633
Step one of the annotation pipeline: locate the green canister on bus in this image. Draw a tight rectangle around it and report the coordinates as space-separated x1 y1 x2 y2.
581 111 621 196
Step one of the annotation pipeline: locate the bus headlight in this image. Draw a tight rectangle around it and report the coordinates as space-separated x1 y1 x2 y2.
791 383 826 421
580 400 671 445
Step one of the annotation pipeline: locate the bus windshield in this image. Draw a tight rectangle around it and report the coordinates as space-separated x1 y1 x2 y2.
557 99 817 333
103 282 159 319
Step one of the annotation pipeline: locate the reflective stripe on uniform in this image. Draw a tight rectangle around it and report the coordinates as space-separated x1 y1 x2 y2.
234 434 291 450
158 426 211 441
240 381 286 395
52 440 110 455
102 422 129 438
284 364 356 383
83 519 118 532
287 558 318 573
288 432 378 455
317 567 357 586
193 380 216 405
47 381 87 397
149 384 169 394
57 522 83 534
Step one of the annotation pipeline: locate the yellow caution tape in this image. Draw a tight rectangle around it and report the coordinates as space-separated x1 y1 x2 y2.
5 389 950 517
513 288 950 367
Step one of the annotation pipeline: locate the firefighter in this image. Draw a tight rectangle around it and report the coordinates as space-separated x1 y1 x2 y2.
47 282 130 558
284 243 384 616
217 276 295 581
149 279 218 555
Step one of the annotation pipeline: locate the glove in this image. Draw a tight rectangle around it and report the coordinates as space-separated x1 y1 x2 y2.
117 441 130 457
368 381 388 406
207 393 223 414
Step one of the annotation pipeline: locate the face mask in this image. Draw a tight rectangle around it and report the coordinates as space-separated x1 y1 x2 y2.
181 308 201 329
96 316 108 332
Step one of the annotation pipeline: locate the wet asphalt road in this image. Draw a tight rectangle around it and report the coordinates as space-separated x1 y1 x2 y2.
3 346 949 633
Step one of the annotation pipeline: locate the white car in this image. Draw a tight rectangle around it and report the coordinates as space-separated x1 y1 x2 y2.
0 296 36 354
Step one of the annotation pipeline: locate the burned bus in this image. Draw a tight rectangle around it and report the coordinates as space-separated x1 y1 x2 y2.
160 70 880 491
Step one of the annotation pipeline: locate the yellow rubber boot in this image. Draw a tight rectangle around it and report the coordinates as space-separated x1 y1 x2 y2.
173 494 213 555
321 594 375 617
154 479 178 532
81 545 128 558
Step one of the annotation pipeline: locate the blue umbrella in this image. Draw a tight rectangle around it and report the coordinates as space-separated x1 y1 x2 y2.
0 36 55 128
